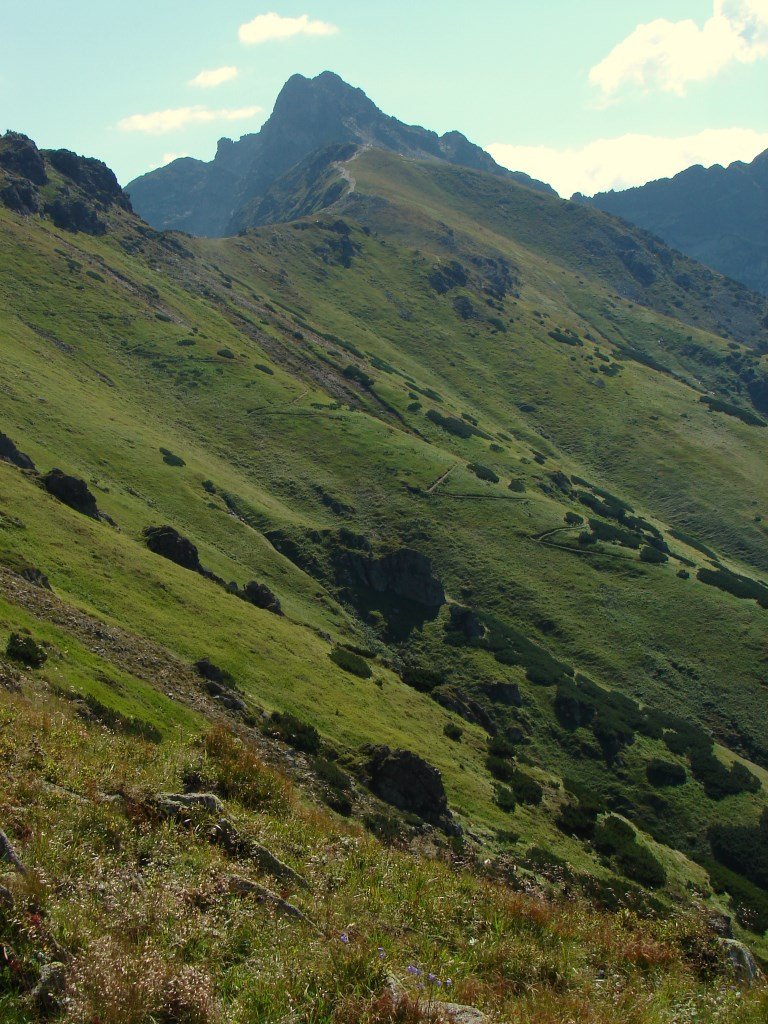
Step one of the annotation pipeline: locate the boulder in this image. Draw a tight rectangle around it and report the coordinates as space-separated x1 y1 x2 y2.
0 431 36 470
241 580 283 616
154 792 224 818
365 746 458 834
42 469 100 519
32 962 67 1017
143 525 203 572
193 657 234 684
0 131 47 185
720 938 761 986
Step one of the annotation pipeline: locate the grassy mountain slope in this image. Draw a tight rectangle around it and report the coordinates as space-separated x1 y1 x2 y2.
1 140 768 1017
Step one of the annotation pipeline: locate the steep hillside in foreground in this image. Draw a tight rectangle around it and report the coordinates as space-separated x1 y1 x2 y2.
575 149 768 296
126 71 554 237
0 132 768 1017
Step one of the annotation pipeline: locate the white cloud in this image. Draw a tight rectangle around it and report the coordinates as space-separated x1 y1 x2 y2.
590 0 768 97
238 12 338 45
189 66 239 88
117 105 262 135
487 127 768 198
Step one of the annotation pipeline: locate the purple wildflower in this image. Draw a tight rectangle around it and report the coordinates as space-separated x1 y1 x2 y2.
339 932 350 944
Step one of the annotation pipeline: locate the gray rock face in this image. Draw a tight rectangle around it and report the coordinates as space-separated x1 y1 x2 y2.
0 132 47 185
241 580 283 615
32 962 67 1017
155 792 224 817
366 746 458 834
127 71 554 237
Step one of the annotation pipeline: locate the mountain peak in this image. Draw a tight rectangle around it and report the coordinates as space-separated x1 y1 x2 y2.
127 71 554 236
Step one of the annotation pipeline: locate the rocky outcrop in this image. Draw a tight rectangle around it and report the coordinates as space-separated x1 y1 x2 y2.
0 132 47 185
365 746 458 834
432 686 497 735
44 195 105 235
335 547 445 607
42 469 101 519
240 580 283 616
143 525 219 581
720 939 761 986
446 605 484 640
47 149 131 211
154 792 224 818
0 431 36 471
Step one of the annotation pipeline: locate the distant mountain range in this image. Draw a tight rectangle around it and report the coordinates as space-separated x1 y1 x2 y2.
126 71 554 236
574 149 768 295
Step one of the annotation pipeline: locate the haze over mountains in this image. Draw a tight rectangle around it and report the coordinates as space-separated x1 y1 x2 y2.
127 70 554 236
576 149 768 296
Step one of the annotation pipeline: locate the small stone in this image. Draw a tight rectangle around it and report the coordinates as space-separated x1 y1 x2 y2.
32 961 67 1017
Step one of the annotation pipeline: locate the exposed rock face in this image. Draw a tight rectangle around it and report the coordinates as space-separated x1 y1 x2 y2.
47 149 131 211
0 132 47 185
45 194 105 235
144 525 203 572
365 746 458 834
241 580 283 615
154 792 224 817
432 686 497 735
127 71 554 237
0 431 36 471
335 547 445 607
143 525 224 585
42 469 101 519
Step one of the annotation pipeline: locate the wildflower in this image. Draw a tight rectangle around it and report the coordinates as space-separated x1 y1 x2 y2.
427 973 439 985
339 932 350 944
377 947 386 960
407 965 422 976
445 978 453 988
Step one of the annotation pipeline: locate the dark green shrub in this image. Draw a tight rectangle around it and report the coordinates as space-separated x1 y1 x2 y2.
486 755 515 782
217 348 235 359
343 364 374 388
595 814 666 888
6 631 47 667
690 748 761 799
508 479 525 493
330 645 372 678
564 511 583 525
468 463 499 483
548 329 583 346
646 759 687 787
266 712 320 754
699 395 766 427
495 785 517 812
314 755 352 791
697 567 768 608
159 447 185 467
508 768 543 805
640 545 668 564
443 722 463 742
706 859 768 933
556 801 598 838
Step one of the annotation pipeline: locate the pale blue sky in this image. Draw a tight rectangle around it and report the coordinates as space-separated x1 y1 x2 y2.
1 1 767 195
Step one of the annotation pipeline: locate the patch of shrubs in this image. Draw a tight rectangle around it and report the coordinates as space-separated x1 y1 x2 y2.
508 479 525 493
330 644 372 678
646 759 687 787
468 463 499 483
495 785 517 812
6 630 47 667
661 717 761 799
480 613 572 685
426 409 489 439
554 677 661 763
594 815 667 889
217 348 235 359
343 364 374 389
699 395 766 427
556 780 603 838
706 858 768 934
640 545 668 564
507 767 543 806
159 447 185 467
548 328 583 347
314 755 352 792
697 566 768 609
443 722 463 742
265 712 320 754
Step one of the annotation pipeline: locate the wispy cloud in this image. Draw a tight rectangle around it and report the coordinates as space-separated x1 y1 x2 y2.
117 105 261 135
487 127 768 198
189 66 239 88
590 0 768 98
238 12 338 45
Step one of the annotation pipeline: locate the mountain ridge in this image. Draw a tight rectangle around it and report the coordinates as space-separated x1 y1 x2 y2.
574 148 768 295
126 70 555 236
